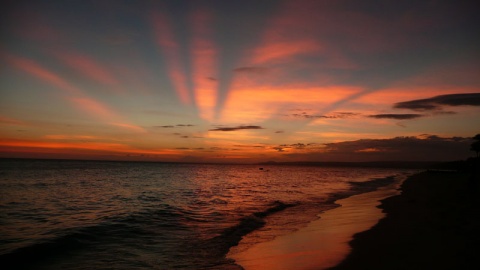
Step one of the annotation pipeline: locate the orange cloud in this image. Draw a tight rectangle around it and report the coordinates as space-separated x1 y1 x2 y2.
151 10 192 105
0 115 25 125
220 85 362 123
4 52 145 133
252 39 322 64
70 97 117 120
3 53 80 95
355 86 476 106
110 123 146 133
190 8 218 121
55 51 119 87
0 139 182 157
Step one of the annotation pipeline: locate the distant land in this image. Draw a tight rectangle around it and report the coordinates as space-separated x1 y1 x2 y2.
0 157 451 169
257 161 441 169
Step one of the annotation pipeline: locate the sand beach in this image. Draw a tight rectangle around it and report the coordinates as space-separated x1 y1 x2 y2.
231 170 480 270
331 170 480 270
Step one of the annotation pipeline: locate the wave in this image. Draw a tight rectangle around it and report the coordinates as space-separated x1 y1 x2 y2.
203 201 295 259
0 205 190 269
348 175 397 192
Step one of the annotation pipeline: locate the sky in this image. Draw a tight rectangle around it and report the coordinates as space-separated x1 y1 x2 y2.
1 0 479 163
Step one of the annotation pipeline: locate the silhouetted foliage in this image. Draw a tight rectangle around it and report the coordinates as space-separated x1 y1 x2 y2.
471 134 480 157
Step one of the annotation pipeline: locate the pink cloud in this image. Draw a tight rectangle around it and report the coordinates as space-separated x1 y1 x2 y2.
151 10 192 105
3 53 80 95
55 51 119 87
190 8 218 121
70 97 117 120
0 115 25 125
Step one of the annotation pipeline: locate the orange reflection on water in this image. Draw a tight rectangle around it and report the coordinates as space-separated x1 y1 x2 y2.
229 183 401 270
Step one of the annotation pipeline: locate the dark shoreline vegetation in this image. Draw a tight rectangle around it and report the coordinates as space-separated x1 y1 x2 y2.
330 161 480 270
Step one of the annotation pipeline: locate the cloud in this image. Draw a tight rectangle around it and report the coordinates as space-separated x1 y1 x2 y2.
209 125 263 132
155 124 194 128
394 93 480 111
289 112 359 119
273 143 317 152
0 116 25 125
368 114 424 120
54 51 119 87
285 135 473 162
233 66 269 74
151 10 192 105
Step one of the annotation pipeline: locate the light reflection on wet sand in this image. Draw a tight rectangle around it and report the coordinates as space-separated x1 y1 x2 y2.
229 180 403 270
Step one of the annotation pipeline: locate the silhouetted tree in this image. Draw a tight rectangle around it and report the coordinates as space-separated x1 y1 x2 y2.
471 134 480 158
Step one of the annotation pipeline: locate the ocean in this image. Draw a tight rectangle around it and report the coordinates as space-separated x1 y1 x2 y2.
0 159 413 269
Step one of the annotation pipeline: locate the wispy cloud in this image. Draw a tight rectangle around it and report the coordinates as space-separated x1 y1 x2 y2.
154 124 195 128
54 51 119 87
288 111 359 119
151 9 192 105
209 125 263 132
233 66 270 74
368 113 424 120
190 7 218 121
0 116 25 125
394 93 480 111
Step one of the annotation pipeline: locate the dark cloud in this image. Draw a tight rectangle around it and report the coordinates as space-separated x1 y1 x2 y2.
233 145 266 148
209 125 263 132
155 124 194 128
275 130 284 134
368 114 424 120
233 66 269 74
285 136 473 162
289 112 359 119
394 93 480 111
273 143 317 152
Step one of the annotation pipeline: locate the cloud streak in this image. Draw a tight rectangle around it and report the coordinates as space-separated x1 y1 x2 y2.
289 112 359 119
151 9 192 105
394 93 480 111
209 125 263 132
368 114 424 120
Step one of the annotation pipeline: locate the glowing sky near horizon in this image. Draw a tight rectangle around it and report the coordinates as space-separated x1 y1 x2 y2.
1 0 479 162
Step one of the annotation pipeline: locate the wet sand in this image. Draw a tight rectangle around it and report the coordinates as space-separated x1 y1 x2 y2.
229 178 404 269
331 171 480 270
230 171 480 270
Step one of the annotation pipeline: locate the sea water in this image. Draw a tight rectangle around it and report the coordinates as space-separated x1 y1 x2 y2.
0 159 412 269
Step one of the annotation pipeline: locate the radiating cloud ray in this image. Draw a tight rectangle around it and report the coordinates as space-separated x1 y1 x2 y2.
54 51 119 87
190 8 218 122
3 52 81 96
4 53 145 133
151 10 192 105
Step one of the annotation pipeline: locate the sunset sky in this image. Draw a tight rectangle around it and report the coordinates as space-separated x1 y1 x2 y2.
1 0 479 163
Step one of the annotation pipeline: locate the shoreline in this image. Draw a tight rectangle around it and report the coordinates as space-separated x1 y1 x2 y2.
230 170 480 269
330 170 480 270
228 175 406 269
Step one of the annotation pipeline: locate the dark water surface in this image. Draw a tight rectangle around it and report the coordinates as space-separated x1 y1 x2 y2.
0 159 412 269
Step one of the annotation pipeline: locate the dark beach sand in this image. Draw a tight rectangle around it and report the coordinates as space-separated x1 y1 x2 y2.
330 171 480 270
